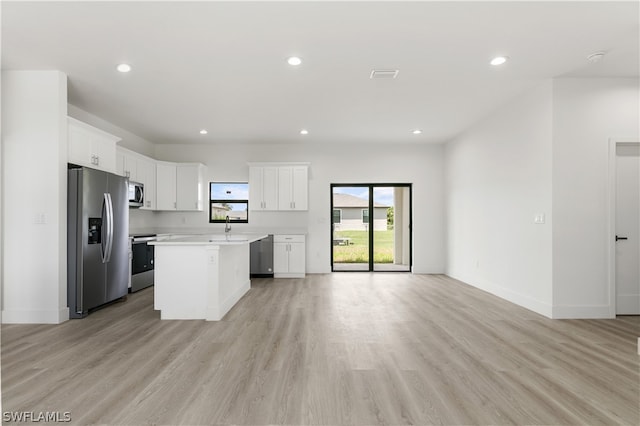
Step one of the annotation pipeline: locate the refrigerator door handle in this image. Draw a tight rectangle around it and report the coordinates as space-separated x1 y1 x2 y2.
104 193 114 263
101 194 108 263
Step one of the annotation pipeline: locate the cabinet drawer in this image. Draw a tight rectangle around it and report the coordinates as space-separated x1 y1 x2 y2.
273 234 305 243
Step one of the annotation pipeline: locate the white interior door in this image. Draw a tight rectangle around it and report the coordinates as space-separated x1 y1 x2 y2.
615 143 640 314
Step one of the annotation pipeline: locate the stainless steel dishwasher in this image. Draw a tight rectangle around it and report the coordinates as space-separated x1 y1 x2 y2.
250 234 273 277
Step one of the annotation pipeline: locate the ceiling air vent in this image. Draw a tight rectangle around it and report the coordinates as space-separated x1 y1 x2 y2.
370 69 399 79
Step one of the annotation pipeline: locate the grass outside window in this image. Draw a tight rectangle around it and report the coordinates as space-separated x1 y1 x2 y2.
333 230 393 263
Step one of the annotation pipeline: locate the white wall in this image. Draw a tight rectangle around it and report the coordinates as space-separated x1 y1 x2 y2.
552 78 640 318
68 104 155 158
445 80 554 317
2 71 69 323
153 142 445 274
446 77 640 319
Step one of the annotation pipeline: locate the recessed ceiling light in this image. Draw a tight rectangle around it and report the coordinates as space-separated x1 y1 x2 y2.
370 69 399 79
587 51 606 63
287 56 302 66
116 63 131 73
199 129 208 135
490 56 509 66
412 129 422 135
300 129 309 135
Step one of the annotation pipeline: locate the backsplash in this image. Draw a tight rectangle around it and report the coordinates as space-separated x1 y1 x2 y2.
129 208 157 231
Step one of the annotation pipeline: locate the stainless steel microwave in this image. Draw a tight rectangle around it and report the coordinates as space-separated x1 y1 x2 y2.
128 181 144 208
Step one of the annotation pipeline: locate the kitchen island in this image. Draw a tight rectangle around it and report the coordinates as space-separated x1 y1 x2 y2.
150 233 268 321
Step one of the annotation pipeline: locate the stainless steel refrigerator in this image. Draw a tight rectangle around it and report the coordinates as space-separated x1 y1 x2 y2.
68 167 129 318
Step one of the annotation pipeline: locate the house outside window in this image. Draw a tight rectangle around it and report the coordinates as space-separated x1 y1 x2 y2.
210 182 249 223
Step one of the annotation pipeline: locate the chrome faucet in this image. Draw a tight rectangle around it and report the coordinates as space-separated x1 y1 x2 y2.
225 215 231 233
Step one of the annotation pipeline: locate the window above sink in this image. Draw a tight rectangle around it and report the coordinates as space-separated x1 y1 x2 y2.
209 182 249 224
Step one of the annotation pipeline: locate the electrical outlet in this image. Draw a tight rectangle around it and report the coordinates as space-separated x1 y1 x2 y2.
534 213 546 224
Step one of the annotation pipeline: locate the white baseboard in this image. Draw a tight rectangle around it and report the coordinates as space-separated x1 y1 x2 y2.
446 271 553 318
616 294 640 315
412 266 445 274
551 305 613 319
160 308 206 320
1 307 69 324
274 273 305 278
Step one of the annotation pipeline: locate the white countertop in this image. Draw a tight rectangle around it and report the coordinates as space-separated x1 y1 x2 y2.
130 227 307 237
150 233 269 246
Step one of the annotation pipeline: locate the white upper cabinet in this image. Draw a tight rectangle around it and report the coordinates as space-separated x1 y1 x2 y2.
116 146 157 210
249 166 278 210
116 149 138 181
156 162 205 211
177 163 205 211
249 163 309 211
278 166 308 211
156 162 177 211
137 157 157 210
68 117 120 173
116 147 203 212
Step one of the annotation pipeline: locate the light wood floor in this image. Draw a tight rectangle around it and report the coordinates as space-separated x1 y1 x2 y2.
2 274 639 425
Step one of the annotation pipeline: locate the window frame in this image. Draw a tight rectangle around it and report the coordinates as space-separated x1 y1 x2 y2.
209 182 249 224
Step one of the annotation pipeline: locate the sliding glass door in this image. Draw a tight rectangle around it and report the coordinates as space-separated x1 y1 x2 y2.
331 184 411 272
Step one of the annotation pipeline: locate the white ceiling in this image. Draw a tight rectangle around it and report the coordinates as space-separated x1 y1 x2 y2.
2 1 638 145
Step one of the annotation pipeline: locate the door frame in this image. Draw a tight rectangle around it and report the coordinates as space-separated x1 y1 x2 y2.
330 183 412 272
607 137 640 317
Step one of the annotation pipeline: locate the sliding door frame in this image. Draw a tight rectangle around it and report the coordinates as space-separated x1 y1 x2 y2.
330 183 412 272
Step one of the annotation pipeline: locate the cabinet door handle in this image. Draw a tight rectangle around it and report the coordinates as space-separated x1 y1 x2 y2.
174 202 177 209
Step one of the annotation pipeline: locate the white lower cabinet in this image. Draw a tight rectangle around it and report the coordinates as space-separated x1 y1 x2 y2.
273 235 305 278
